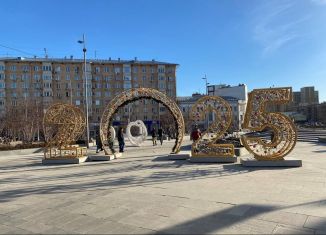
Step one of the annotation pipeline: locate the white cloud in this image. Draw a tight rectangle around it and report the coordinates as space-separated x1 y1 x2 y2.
252 1 308 55
310 0 326 5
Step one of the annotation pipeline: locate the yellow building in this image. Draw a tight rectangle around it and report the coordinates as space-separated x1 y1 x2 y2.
0 57 177 139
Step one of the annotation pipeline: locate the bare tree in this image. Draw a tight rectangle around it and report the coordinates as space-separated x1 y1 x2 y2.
2 100 44 144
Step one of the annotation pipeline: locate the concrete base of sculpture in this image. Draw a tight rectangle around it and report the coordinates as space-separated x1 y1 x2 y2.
42 156 88 165
88 154 115 161
168 151 191 160
234 147 249 157
189 156 237 163
240 156 302 167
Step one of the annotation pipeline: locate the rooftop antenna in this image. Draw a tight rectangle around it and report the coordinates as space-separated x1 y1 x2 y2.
44 48 48 58
94 50 97 59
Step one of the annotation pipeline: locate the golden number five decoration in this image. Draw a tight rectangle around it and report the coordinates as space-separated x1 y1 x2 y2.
190 96 234 157
241 87 297 160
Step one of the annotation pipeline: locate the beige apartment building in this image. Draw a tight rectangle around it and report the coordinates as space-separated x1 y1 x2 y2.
0 57 177 139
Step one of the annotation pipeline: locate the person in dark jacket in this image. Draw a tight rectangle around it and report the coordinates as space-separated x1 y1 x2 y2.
96 134 104 153
158 127 164 145
117 127 125 153
151 128 157 146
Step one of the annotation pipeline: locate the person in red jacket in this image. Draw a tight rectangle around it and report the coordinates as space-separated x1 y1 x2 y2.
191 125 201 142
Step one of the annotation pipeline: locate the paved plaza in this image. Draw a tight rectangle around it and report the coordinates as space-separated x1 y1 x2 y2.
0 133 326 234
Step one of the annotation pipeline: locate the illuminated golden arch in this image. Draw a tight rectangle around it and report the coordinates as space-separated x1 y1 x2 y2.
100 88 185 155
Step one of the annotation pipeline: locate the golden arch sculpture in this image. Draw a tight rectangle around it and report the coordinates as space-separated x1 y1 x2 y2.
100 88 185 155
43 103 86 159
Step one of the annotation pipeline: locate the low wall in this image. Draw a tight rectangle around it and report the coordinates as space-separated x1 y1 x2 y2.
0 148 43 156
319 137 326 143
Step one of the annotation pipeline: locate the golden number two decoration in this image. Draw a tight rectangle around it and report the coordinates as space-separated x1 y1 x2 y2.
100 88 185 155
190 96 234 157
241 87 297 160
43 103 86 158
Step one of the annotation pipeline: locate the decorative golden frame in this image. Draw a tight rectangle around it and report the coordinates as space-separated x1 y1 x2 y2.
43 103 86 159
190 96 234 157
100 88 185 155
241 87 297 160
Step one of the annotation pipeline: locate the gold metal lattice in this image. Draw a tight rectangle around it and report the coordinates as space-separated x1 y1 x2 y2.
241 87 297 160
43 103 86 158
190 96 234 157
100 88 185 155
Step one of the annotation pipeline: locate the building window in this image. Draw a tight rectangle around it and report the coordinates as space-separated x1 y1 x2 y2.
104 67 109 72
123 66 130 73
42 65 52 71
0 65 5 71
133 67 138 73
76 100 81 106
22 83 29 89
0 92 4 97
95 91 101 97
95 100 100 106
42 74 52 80
104 83 110 89
124 76 131 81
11 83 17 89
22 65 30 71
105 91 110 97
34 66 39 71
12 92 17 98
10 74 16 80
114 67 120 74
159 76 165 81
95 76 100 81
74 76 79 80
104 76 111 81
0 83 5 88
151 67 155 73
74 66 79 73
142 67 146 73
123 82 131 89
95 67 100 73
10 65 16 71
0 74 4 80
34 74 40 81
66 66 70 72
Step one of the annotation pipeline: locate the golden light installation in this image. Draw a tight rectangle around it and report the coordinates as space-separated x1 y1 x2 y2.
100 88 185 155
241 87 297 160
190 96 234 157
43 103 86 159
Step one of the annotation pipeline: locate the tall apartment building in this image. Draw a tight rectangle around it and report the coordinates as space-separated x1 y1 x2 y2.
300 86 319 105
0 57 177 139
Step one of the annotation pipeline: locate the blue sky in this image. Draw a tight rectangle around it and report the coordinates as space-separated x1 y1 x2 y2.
1 0 326 101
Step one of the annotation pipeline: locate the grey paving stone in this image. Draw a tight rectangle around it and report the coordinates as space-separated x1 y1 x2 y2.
227 205 252 216
304 215 326 231
0 139 326 234
272 224 314 234
16 220 55 234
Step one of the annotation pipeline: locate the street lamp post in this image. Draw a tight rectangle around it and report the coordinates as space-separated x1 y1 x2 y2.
78 34 90 148
202 74 208 95
201 75 209 130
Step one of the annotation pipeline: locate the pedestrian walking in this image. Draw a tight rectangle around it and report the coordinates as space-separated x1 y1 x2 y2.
167 127 171 141
151 128 157 146
117 127 125 153
158 127 164 145
95 134 104 153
